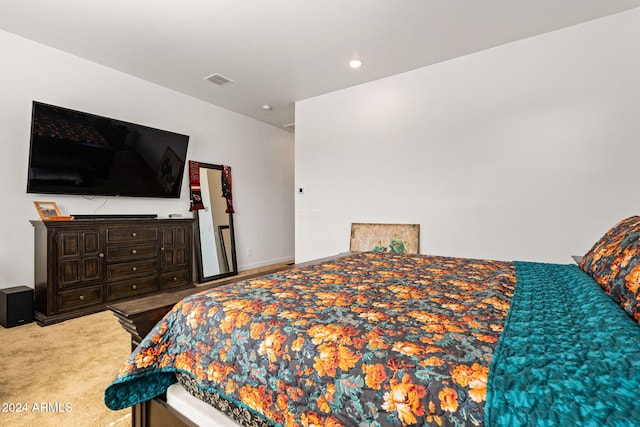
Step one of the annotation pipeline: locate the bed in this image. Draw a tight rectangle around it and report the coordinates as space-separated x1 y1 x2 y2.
105 217 640 426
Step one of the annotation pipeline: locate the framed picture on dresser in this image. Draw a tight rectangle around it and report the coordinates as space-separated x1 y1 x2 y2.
33 201 61 220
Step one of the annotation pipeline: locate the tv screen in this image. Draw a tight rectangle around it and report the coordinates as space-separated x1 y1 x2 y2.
26 102 190 198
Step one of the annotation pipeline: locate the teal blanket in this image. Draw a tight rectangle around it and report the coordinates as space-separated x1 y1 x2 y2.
486 262 640 426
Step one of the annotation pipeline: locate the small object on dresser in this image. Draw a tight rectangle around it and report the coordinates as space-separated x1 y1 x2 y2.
0 286 34 328
33 201 74 221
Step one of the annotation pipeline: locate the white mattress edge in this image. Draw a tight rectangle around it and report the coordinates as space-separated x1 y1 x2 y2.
166 382 242 427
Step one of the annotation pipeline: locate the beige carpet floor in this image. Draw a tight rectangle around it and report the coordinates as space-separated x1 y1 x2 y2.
0 310 132 427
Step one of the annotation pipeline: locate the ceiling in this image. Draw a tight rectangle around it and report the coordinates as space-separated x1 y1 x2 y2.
1 1 640 131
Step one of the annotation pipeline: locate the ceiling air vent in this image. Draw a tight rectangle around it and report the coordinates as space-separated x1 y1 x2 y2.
283 123 295 133
203 73 234 86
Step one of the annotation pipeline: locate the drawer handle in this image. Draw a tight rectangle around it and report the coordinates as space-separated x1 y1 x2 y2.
132 285 137 290
173 276 178 281
132 232 137 237
99 253 105 258
131 249 137 254
79 295 85 301
132 266 138 272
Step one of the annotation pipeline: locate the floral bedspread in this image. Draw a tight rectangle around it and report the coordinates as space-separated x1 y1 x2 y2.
105 252 516 426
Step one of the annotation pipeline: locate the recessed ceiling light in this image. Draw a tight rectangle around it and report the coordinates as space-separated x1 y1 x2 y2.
262 104 272 111
349 59 363 69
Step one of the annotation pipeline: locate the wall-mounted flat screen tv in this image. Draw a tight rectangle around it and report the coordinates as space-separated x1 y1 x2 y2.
26 101 190 198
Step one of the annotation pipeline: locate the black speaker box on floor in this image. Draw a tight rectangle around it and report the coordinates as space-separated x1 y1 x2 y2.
0 286 34 328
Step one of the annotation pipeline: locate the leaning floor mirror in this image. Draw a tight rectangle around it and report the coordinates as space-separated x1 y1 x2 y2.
193 162 238 283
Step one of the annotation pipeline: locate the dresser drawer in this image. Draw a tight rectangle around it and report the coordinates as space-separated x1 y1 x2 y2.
57 285 103 311
106 227 158 244
160 270 190 290
106 277 158 301
107 259 158 281
106 243 158 262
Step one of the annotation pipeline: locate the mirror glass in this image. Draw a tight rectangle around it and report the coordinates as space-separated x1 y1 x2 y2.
193 163 238 282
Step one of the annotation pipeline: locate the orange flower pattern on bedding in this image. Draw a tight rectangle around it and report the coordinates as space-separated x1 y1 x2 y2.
115 252 515 426
579 216 640 322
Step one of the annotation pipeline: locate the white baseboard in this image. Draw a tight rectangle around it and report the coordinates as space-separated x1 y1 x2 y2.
239 256 295 272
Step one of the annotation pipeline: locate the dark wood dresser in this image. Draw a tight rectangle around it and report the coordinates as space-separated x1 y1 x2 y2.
31 218 195 326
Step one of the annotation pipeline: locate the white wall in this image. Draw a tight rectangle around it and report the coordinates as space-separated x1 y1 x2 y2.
0 29 294 289
295 8 640 264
